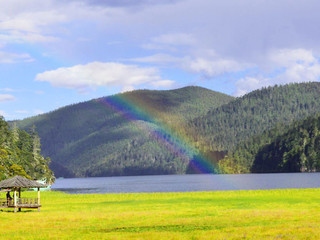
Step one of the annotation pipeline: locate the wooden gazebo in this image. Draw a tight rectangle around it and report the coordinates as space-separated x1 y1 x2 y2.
0 176 45 213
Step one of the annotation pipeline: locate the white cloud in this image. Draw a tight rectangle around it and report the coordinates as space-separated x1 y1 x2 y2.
149 80 175 88
0 94 16 102
186 58 244 78
35 62 173 92
269 49 317 67
234 76 269 97
0 51 34 63
282 62 320 83
2 0 320 100
268 49 320 83
0 1 68 44
0 1 110 45
135 30 249 80
1 0 320 56
0 31 58 44
0 10 68 33
129 53 181 65
0 88 16 92
129 53 246 79
234 48 320 96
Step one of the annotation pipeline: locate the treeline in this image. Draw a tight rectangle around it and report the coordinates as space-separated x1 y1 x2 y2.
14 83 320 177
0 116 54 181
219 114 320 173
86 127 189 176
189 82 320 153
15 86 233 177
252 114 320 173
70 120 195 177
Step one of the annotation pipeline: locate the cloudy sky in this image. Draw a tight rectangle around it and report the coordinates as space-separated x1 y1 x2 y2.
1 0 320 120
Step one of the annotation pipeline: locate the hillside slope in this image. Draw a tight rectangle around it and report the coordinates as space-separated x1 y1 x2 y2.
189 82 320 154
251 114 320 173
16 86 233 177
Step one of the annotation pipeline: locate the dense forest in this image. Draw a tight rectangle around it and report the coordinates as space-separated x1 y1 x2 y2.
219 114 320 173
0 116 54 181
252 114 320 173
13 83 320 177
189 82 320 153
15 86 233 177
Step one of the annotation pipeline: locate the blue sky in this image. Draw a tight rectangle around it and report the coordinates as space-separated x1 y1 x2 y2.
1 0 320 120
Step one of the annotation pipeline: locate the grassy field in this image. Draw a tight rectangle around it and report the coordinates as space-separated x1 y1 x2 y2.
0 188 319 239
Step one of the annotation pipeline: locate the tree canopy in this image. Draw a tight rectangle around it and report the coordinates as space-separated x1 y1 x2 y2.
0 117 54 181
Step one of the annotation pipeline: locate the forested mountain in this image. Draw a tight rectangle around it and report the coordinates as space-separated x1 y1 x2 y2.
0 117 54 181
15 86 233 177
252 114 320 173
219 114 320 173
189 82 320 154
14 83 320 177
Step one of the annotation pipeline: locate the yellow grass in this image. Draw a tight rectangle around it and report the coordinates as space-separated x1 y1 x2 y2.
0 188 319 239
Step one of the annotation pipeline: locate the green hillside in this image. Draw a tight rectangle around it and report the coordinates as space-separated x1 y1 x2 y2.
16 86 233 177
189 82 320 154
0 117 54 181
219 113 320 173
14 83 320 177
251 114 320 173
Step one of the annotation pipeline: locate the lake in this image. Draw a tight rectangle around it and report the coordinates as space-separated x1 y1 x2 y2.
51 172 320 194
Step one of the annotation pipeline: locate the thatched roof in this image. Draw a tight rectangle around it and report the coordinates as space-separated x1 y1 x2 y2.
0 176 45 188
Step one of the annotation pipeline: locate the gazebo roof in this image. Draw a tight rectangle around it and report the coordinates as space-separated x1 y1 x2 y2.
0 176 45 188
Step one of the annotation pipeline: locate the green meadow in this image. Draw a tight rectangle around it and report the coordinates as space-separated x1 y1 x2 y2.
0 189 320 239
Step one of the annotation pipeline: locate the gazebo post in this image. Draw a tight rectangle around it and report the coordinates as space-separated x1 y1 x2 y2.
14 188 17 213
18 188 21 212
37 187 40 212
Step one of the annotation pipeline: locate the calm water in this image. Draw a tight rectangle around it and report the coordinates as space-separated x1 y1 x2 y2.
51 173 320 194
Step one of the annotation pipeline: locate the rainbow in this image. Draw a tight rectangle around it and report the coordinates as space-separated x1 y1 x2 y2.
96 93 219 174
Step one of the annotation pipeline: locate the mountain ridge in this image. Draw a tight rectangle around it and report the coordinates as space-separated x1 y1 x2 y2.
15 86 233 177
189 82 320 152
14 83 320 177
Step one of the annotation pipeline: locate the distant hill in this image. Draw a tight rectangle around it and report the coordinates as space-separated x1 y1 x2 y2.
15 83 320 177
16 86 233 177
219 113 320 174
251 114 320 173
188 82 320 173
189 82 320 154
